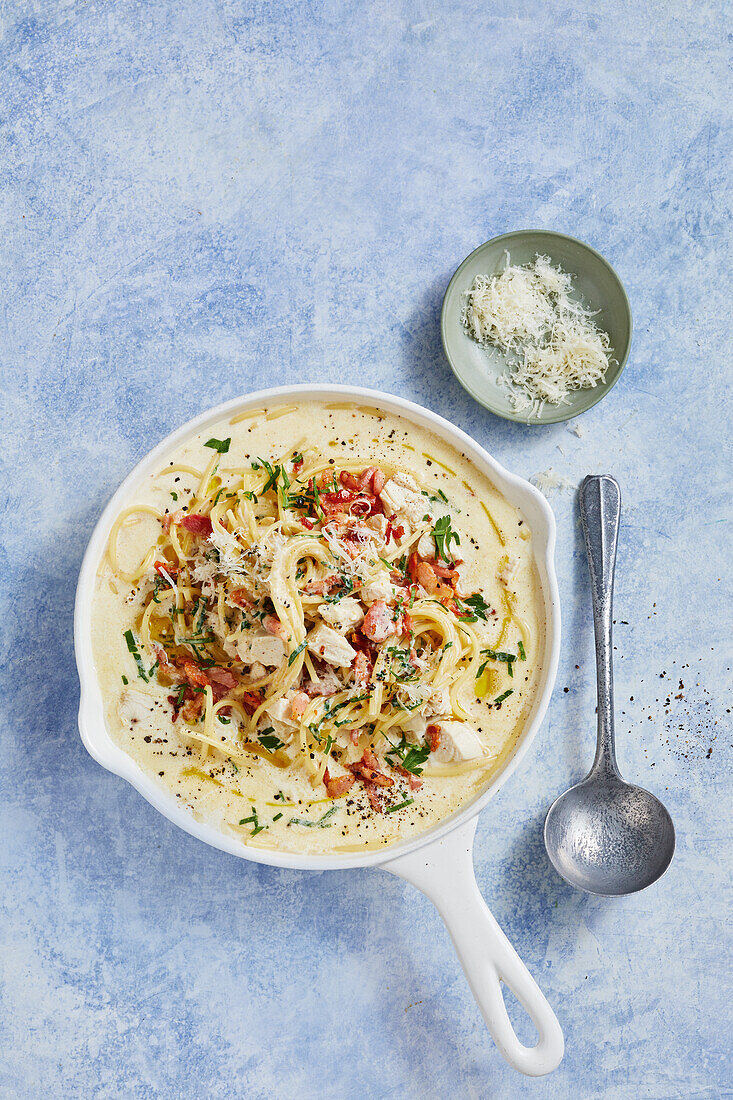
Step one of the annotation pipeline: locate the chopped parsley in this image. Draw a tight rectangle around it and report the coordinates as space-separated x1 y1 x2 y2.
459 593 491 622
123 629 149 682
493 689 514 706
287 640 308 666
518 639 526 661
256 458 281 494
258 727 286 752
476 648 518 679
121 674 128 685
432 515 460 563
386 798 414 813
385 735 431 775
205 437 231 453
273 812 283 822
239 808 267 836
170 491 178 501
288 806 338 828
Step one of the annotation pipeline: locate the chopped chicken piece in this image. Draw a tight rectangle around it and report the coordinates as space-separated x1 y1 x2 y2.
318 596 364 634
365 513 388 542
379 472 430 527
424 686 452 718
258 716 296 745
307 623 357 668
433 720 484 763
117 689 164 735
264 694 298 729
417 531 435 559
361 570 399 603
236 632 285 668
400 714 428 743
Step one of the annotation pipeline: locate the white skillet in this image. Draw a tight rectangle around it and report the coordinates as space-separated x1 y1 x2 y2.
74 385 564 1076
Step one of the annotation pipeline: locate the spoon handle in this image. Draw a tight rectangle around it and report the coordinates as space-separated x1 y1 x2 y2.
579 475 621 777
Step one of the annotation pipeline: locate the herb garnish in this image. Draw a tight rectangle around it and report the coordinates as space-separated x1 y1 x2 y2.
432 515 460 563
385 735 431 775
258 727 286 752
288 640 308 666
205 437 231 453
386 798 414 813
124 629 149 682
239 808 267 836
288 806 338 828
493 689 514 706
459 593 491 622
476 648 518 678
518 639 526 661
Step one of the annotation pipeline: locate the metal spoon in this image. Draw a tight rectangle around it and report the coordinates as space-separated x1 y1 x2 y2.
544 474 675 896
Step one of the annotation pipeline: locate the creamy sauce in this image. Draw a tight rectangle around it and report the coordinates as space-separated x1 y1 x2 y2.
92 402 545 854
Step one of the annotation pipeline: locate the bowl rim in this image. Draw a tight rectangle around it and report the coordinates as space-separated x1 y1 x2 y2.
440 228 633 425
74 383 561 870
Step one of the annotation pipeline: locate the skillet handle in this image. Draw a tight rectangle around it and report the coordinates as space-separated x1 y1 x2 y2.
380 818 564 1076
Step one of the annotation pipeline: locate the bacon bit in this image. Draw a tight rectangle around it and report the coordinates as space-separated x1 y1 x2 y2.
427 724 441 753
401 611 413 637
363 748 380 770
290 691 310 720
341 523 375 555
179 513 213 536
364 782 384 813
431 560 460 585
350 729 360 746
323 768 357 798
362 600 397 642
303 678 339 698
293 456 304 475
385 517 405 544
180 692 204 723
348 750 394 788
370 468 386 495
303 574 349 596
416 561 437 593
154 559 178 577
182 660 210 690
339 471 362 492
152 643 180 679
207 667 239 702
263 615 288 641
395 765 423 791
229 587 254 609
435 583 456 601
321 487 356 510
407 552 420 584
162 514 172 534
353 650 372 687
300 516 314 530
240 691 263 716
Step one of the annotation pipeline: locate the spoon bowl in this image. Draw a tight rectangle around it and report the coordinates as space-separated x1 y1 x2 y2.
545 773 675 896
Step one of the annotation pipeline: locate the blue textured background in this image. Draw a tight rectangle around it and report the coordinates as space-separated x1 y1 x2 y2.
1 2 731 1097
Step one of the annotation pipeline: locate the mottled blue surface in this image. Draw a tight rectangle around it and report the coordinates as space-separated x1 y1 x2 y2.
1 1 731 1097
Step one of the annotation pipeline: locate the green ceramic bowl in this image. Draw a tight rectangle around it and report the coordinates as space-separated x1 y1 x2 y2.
441 230 633 425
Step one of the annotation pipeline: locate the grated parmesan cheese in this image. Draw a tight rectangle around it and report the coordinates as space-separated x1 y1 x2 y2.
461 253 614 417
